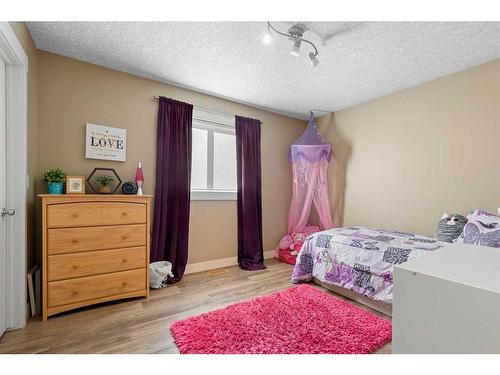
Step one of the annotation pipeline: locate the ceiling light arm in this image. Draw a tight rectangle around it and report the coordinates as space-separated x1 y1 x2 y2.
267 22 319 56
299 37 319 56
266 21 292 39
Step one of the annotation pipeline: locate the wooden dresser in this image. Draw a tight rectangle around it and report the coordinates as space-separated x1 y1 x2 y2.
39 194 152 320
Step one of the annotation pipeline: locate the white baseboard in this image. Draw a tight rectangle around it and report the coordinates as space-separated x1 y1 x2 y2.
184 250 275 275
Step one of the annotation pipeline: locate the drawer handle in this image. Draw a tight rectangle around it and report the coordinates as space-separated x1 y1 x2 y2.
122 258 128 263
122 212 128 216
72 238 79 243
72 265 78 270
122 234 129 240
72 213 79 218
72 290 79 296
122 281 128 287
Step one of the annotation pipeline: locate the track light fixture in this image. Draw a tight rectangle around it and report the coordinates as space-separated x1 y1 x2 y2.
264 21 320 67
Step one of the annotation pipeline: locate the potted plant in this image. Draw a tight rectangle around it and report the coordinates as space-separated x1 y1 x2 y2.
43 168 67 194
95 175 114 194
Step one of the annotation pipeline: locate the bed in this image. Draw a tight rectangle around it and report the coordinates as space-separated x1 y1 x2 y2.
291 226 447 316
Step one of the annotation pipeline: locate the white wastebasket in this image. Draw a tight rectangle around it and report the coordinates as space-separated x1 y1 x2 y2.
149 261 174 289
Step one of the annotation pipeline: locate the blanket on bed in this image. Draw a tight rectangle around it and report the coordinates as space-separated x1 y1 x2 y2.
291 226 446 303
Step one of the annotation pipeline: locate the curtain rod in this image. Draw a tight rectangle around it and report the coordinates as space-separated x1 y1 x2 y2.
153 95 258 122
153 96 328 123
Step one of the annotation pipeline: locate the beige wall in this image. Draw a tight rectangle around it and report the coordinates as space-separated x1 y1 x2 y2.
37 51 304 264
317 58 500 237
9 22 38 268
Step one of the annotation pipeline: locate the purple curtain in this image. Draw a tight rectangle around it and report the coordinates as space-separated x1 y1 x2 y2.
235 116 266 271
151 97 193 282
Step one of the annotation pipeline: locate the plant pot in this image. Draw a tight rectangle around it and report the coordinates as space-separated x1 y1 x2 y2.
97 186 113 194
47 182 64 194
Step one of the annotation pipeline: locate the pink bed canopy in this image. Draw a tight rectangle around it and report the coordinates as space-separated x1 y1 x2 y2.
277 112 334 264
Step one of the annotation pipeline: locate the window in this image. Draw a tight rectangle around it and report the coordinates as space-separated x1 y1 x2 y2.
191 108 237 200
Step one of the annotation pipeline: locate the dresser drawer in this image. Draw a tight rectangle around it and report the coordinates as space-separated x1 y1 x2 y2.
48 246 147 281
47 202 147 228
48 224 146 254
48 268 146 308
47 203 102 228
101 203 147 226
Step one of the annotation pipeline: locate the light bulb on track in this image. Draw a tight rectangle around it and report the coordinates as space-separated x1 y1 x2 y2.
308 51 319 67
290 38 301 56
262 33 272 45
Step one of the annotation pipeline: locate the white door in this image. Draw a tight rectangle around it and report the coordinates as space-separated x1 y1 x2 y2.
0 56 7 336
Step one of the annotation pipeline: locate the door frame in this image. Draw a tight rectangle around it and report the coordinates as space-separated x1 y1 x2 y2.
0 22 28 330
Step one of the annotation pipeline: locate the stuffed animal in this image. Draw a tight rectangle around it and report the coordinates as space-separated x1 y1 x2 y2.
290 232 306 256
436 213 468 243
279 234 294 250
303 224 320 236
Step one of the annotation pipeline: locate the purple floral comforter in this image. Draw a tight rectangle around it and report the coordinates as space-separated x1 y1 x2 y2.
291 226 446 303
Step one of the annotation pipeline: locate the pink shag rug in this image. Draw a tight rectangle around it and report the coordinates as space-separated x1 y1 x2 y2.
170 284 392 354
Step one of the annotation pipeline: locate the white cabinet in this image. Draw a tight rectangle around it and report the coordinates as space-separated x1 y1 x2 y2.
393 244 500 353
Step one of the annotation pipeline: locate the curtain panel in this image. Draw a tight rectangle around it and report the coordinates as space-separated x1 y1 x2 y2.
151 97 193 282
235 115 266 271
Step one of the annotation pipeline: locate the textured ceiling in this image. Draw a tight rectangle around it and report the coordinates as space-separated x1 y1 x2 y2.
27 22 500 119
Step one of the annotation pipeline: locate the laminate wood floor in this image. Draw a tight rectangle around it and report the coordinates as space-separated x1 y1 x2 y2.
0 259 391 354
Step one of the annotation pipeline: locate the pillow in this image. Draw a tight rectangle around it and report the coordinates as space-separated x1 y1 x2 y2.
454 210 500 248
436 213 468 243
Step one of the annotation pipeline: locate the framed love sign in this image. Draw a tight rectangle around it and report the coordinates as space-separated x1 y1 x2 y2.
85 123 127 162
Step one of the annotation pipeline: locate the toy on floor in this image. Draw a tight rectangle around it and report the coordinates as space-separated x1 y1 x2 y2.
290 232 306 256
277 224 321 265
279 233 294 251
